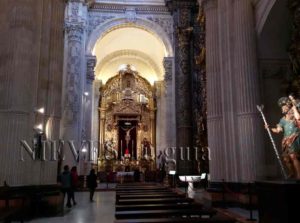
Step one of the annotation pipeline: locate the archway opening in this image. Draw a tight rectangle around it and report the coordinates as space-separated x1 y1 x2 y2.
93 26 167 84
92 25 171 172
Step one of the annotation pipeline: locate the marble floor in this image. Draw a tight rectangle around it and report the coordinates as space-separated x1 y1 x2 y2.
29 191 115 223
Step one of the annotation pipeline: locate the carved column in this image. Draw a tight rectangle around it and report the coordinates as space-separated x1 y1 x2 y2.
167 0 197 175
84 55 96 143
61 0 87 166
163 57 174 148
233 0 264 181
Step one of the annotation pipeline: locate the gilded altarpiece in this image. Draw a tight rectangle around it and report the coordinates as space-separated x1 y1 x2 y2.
98 65 156 171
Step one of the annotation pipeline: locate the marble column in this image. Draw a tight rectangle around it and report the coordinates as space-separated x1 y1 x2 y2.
233 0 264 181
61 0 87 166
201 0 225 181
0 0 65 185
201 0 264 182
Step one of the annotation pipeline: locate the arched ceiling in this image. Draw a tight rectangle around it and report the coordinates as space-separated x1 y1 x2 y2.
93 27 166 85
257 0 291 59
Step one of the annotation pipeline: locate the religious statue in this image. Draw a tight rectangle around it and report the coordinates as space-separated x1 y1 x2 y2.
266 96 300 179
104 138 117 160
142 137 151 158
120 126 135 148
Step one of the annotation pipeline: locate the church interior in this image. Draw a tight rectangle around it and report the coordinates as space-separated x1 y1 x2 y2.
0 0 300 222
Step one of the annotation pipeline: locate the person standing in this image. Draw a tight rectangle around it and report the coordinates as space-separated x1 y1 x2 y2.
157 151 166 182
60 165 72 208
70 166 78 205
267 96 300 178
87 169 97 202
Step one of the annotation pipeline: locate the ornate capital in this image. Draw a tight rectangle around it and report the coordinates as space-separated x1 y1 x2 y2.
65 22 84 42
86 55 97 82
125 7 137 23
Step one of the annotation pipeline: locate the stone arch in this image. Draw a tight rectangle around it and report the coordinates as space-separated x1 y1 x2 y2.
97 49 163 79
86 17 174 57
255 0 277 35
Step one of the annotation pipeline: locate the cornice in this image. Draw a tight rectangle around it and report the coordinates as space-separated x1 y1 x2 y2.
165 0 197 11
90 3 170 14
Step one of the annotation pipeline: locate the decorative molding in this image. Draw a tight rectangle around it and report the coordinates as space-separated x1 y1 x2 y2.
145 16 173 43
65 22 85 42
91 3 170 14
125 7 137 22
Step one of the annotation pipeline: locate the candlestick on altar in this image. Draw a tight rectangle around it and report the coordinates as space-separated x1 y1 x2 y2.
121 140 123 158
131 140 133 159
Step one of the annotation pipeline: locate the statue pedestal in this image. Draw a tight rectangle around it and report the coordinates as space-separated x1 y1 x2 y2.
179 176 202 198
256 180 300 223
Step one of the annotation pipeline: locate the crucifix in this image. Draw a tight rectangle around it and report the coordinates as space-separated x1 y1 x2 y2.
120 126 135 149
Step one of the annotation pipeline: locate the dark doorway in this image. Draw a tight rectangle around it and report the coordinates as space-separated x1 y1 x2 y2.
118 120 137 159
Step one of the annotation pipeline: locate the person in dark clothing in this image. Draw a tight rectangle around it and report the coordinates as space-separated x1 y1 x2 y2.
87 169 97 202
59 165 72 208
70 166 78 205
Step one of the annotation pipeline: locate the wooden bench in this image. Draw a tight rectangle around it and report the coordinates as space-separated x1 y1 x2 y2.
115 208 217 219
116 186 170 190
117 194 185 200
0 189 27 223
114 214 236 223
116 203 203 211
117 197 193 205
0 184 63 221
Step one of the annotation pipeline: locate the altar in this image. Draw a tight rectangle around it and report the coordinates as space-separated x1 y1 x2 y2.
116 171 135 183
97 65 156 172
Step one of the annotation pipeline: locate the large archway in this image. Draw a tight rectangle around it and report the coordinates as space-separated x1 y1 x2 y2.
88 18 175 173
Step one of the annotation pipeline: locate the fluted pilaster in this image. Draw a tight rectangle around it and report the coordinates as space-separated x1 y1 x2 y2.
0 0 65 185
233 0 264 181
201 0 225 180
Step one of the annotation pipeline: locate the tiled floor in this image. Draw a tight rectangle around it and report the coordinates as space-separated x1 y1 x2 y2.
29 191 115 223
27 187 258 223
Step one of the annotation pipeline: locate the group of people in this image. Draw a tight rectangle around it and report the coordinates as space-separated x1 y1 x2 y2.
58 165 98 207
59 165 78 208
